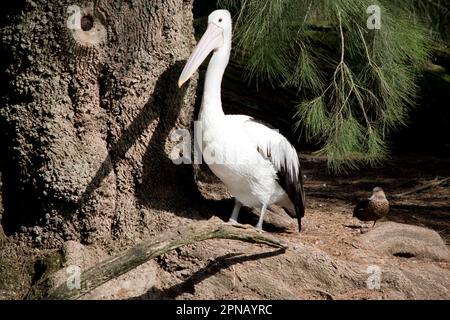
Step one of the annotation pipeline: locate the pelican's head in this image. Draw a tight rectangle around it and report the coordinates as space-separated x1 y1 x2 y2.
178 9 232 87
371 187 386 200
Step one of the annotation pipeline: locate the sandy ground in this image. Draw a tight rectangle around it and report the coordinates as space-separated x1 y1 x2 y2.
135 151 450 300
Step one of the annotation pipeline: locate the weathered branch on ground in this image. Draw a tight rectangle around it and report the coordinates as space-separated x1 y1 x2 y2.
30 218 286 300
391 177 450 198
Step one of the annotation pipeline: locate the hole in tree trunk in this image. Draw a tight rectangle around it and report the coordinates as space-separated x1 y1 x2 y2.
393 252 415 258
81 15 94 31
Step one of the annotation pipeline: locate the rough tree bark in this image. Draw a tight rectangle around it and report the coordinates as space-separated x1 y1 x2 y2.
0 0 200 246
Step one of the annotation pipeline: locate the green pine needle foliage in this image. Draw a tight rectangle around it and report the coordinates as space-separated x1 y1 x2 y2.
219 0 435 172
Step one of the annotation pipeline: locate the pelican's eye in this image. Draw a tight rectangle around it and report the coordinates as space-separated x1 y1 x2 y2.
218 18 223 23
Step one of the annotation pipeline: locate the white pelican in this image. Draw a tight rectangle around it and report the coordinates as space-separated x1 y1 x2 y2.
178 10 305 231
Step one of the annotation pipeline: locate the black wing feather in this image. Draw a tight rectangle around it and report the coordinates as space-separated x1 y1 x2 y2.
246 118 306 232
276 161 305 231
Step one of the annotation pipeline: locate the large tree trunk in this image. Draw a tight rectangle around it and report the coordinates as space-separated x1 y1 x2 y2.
0 0 200 246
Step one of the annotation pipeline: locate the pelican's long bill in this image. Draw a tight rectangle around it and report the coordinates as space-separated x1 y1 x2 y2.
178 23 224 88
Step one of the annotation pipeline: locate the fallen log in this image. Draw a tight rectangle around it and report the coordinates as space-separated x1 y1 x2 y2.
28 218 286 300
391 177 450 198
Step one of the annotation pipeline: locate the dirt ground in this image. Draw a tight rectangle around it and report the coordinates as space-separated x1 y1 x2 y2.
300 151 450 245
139 150 450 300
1 151 449 300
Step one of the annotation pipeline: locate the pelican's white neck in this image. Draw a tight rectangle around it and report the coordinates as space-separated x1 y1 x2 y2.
200 44 230 122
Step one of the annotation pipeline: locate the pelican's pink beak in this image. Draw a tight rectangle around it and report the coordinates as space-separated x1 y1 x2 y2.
178 23 224 88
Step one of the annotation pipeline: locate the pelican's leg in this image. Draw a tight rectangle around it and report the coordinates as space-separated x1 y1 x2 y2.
228 199 242 224
255 204 268 230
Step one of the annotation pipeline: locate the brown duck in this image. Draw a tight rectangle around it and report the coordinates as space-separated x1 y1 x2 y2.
353 187 389 227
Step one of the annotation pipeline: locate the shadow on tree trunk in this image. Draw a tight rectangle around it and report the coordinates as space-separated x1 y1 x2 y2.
136 61 203 214
0 62 206 235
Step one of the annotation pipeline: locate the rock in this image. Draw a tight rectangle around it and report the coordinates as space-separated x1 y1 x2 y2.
81 261 157 300
359 221 450 262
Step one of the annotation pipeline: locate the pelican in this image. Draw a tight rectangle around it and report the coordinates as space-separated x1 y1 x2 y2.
178 10 305 231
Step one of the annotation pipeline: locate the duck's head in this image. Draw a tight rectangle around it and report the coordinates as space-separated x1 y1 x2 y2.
371 187 386 200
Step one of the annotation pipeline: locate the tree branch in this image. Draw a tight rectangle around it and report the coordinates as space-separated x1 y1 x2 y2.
29 218 286 300
391 177 450 198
